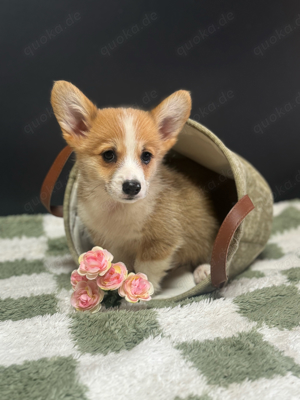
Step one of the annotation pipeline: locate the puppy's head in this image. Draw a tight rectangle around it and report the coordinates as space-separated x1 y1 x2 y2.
51 81 191 203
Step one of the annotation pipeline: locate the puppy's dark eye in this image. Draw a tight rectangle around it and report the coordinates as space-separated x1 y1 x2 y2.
141 151 152 165
102 150 116 163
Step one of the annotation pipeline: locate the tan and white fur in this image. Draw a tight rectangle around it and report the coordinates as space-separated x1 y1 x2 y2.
51 81 219 292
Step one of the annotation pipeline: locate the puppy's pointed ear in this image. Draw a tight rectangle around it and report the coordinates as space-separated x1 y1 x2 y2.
51 81 98 149
151 90 191 151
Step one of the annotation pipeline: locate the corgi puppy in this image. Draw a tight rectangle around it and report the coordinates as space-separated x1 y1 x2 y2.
51 81 219 292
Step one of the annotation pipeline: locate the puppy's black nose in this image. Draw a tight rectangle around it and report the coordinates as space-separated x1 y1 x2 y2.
122 180 141 196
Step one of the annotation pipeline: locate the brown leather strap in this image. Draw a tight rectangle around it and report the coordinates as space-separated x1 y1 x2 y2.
40 145 73 217
211 195 255 288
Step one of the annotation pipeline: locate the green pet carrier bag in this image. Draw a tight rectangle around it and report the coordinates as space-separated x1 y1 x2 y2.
41 118 273 303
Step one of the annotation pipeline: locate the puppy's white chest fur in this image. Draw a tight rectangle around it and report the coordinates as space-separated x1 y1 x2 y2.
77 173 158 268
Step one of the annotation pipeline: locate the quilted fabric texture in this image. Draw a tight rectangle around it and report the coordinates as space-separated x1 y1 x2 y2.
1 200 300 399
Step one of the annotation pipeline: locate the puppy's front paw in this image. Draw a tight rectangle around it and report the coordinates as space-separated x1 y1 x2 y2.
138 271 161 294
148 278 161 294
193 263 210 284
134 260 167 294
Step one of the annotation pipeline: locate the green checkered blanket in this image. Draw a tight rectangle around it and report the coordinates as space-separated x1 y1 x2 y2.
1 200 300 400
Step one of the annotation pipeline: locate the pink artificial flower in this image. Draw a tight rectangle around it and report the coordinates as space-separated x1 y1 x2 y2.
77 246 113 280
118 272 154 303
71 280 104 313
70 270 88 289
97 262 128 291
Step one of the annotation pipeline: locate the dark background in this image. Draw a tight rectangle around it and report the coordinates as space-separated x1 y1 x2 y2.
1 0 300 215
